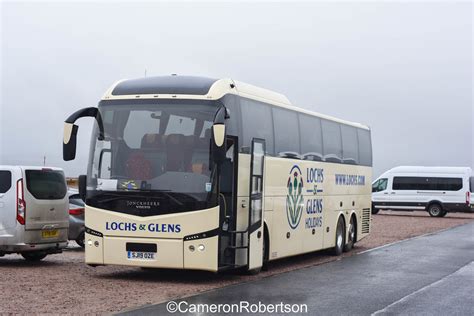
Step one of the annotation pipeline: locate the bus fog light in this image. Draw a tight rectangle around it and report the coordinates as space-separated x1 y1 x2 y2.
189 245 195 252
87 240 93 246
198 244 205 251
94 241 100 247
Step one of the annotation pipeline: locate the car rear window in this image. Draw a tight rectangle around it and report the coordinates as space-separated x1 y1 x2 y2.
69 194 85 207
0 171 12 193
25 170 67 200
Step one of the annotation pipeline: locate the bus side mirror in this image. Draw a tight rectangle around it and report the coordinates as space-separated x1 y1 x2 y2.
62 107 104 161
63 123 79 161
78 175 87 202
211 106 228 164
212 124 226 164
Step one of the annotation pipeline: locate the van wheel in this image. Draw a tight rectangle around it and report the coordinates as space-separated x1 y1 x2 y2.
372 208 380 215
344 216 356 252
76 231 85 248
428 204 444 217
21 252 47 261
332 217 345 256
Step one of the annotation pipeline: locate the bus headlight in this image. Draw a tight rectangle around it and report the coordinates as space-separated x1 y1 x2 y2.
94 241 100 247
189 245 195 252
87 240 93 246
198 244 205 252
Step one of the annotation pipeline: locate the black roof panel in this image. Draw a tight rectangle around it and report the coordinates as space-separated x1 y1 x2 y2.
111 75 218 96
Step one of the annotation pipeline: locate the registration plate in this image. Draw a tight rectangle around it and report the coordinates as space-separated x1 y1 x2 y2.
42 229 59 238
127 251 156 260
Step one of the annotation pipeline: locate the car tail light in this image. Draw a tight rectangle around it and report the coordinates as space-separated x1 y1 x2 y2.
466 191 471 205
16 179 26 225
69 208 84 216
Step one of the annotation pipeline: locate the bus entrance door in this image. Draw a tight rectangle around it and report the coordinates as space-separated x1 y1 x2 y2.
247 138 265 271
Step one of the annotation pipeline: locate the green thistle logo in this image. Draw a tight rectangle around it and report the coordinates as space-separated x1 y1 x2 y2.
286 165 304 229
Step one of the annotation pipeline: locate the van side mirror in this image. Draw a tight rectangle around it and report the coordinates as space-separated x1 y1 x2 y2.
78 175 87 202
63 107 104 161
211 107 228 164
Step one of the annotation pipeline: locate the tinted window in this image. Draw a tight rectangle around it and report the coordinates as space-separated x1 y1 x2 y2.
0 171 12 193
273 107 300 156
240 98 274 155
299 114 323 160
372 178 388 192
69 194 85 207
341 125 359 164
25 170 67 200
358 129 372 166
393 177 462 191
322 119 342 162
470 177 474 193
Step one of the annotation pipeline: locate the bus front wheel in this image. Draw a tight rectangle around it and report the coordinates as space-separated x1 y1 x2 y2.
332 217 345 256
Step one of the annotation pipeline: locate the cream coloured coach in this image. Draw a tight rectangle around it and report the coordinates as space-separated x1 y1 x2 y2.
63 76 372 273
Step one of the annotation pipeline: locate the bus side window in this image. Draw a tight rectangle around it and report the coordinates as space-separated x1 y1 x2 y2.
322 119 342 162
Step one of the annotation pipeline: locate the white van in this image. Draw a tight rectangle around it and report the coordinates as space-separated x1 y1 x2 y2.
372 166 473 217
0 166 69 260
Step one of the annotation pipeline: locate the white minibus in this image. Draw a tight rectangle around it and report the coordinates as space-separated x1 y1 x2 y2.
372 166 473 217
0 166 69 260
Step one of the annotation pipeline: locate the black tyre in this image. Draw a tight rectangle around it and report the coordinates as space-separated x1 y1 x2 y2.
372 208 380 215
332 216 345 256
439 210 447 217
21 252 47 261
428 204 444 217
344 216 356 252
261 231 269 271
76 231 85 248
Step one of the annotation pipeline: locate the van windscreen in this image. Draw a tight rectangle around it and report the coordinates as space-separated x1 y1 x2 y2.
25 170 67 200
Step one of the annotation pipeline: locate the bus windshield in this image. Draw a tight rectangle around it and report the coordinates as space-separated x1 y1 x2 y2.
86 99 220 216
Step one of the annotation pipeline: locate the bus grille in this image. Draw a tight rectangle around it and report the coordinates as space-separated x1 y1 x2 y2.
361 208 371 234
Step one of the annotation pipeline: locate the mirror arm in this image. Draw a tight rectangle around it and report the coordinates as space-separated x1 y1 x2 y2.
65 107 105 140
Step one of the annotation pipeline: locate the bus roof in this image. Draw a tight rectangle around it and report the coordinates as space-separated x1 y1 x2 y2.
102 75 369 130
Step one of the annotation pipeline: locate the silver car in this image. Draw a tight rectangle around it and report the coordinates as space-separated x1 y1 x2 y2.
68 190 85 248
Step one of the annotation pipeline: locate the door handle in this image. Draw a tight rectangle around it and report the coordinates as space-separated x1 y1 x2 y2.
390 192 396 194
383 192 388 195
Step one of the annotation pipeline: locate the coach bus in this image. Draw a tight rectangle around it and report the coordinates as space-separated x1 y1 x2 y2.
63 75 372 273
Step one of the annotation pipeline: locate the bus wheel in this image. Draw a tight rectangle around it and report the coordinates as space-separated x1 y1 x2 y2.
332 217 345 256
372 208 379 215
344 216 356 252
21 252 47 261
428 204 444 217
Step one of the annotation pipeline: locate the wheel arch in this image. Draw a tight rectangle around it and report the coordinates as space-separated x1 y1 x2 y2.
426 200 444 211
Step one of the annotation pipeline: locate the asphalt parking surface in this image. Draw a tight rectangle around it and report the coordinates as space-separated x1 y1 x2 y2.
123 222 474 316
0 212 473 314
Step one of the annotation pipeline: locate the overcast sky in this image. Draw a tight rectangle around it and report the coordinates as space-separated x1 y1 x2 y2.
1 1 472 178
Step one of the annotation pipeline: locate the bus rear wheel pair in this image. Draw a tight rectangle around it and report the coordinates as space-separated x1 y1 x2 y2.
332 216 356 256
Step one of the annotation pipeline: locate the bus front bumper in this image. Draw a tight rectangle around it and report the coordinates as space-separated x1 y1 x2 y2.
85 233 219 272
